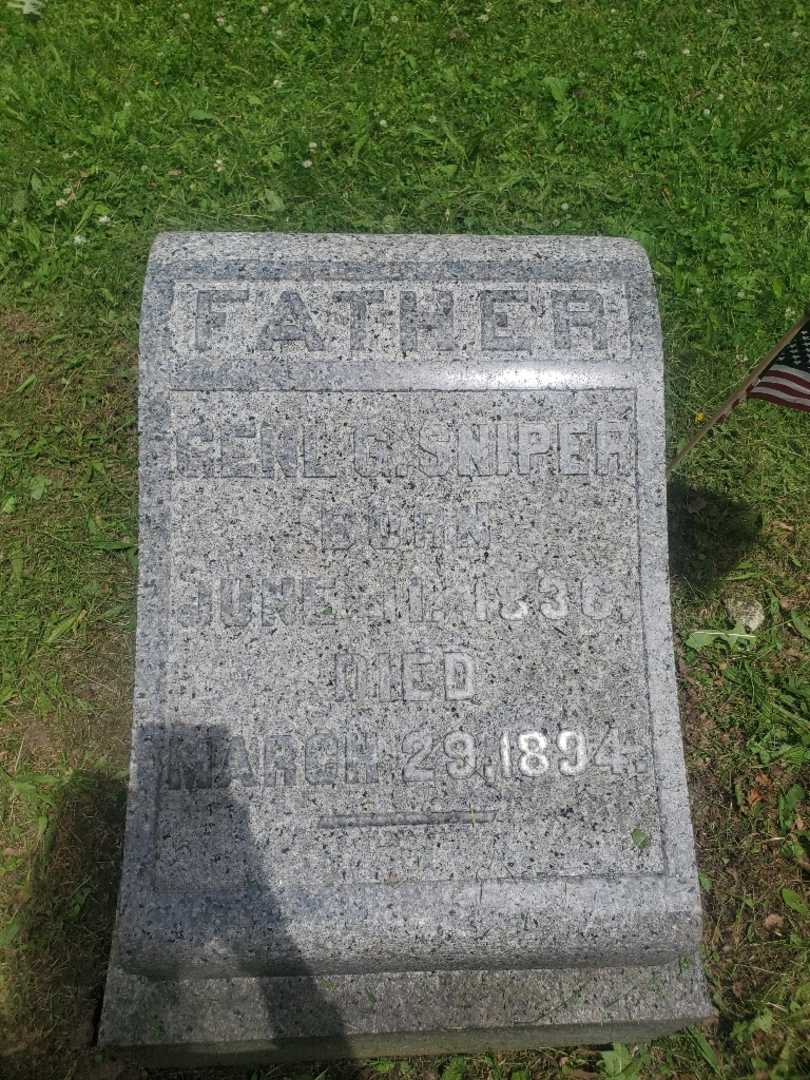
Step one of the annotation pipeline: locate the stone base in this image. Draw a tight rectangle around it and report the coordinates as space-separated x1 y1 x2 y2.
99 954 713 1066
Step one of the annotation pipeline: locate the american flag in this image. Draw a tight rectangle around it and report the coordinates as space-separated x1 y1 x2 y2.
668 309 809 475
747 318 810 412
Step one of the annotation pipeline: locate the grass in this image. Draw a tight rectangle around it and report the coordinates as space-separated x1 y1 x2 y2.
0 0 808 1076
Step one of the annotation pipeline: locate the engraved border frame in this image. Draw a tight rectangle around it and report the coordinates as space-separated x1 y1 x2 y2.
117 233 703 976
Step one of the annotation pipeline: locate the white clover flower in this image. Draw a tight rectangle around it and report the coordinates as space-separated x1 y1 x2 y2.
717 92 725 100
477 12 489 20
55 198 67 208
390 13 398 21
260 4 269 11
428 114 438 123
216 15 225 25
181 11 190 18
703 108 711 116
302 159 313 168
561 202 570 211
215 158 225 172
379 119 387 127
308 141 318 150
682 47 690 55
98 214 111 225
63 185 72 195
73 234 86 245
273 77 283 88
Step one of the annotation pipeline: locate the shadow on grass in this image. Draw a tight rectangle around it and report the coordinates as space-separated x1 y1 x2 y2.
0 743 357 1080
0 770 129 1080
667 480 762 594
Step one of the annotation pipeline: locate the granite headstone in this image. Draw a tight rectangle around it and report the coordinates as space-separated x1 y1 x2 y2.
100 233 712 1062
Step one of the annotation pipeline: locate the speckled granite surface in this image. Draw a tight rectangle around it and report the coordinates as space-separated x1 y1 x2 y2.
100 234 711 1059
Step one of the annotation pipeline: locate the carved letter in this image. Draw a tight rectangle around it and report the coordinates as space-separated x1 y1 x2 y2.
195 289 249 350
261 424 300 478
335 652 365 700
212 733 256 788
334 290 384 352
559 422 592 475
220 577 253 627
264 735 297 787
303 426 337 477
305 733 339 784
321 507 357 551
345 733 379 784
596 420 631 476
403 651 436 702
400 290 455 352
418 423 452 477
262 577 299 627
175 423 216 477
456 503 489 547
221 422 258 478
518 422 552 474
444 651 475 700
178 579 213 627
165 732 211 791
354 425 394 477
258 290 324 351
458 424 494 476
480 290 531 351
551 289 607 352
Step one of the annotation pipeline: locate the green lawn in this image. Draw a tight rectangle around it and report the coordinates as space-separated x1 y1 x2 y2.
1 0 808 1077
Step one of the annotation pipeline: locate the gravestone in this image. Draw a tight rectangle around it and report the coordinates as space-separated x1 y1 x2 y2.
100 233 712 1063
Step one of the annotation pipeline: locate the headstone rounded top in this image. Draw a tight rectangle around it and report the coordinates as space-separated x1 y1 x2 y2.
147 230 653 268
140 232 662 394
116 232 702 979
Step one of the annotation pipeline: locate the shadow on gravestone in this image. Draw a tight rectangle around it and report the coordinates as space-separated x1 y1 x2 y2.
116 722 353 1070
0 771 128 1080
667 480 762 594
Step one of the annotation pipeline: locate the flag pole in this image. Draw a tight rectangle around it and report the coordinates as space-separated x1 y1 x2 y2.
667 308 810 479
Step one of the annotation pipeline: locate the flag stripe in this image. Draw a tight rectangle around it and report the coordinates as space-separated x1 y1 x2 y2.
749 384 810 409
748 391 810 413
763 364 810 390
750 382 810 404
756 374 810 396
